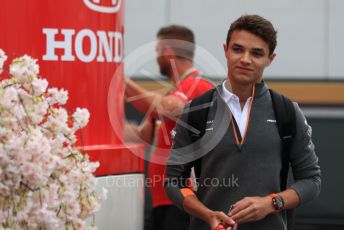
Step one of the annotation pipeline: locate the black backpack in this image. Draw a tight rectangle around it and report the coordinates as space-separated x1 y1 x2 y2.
186 88 296 229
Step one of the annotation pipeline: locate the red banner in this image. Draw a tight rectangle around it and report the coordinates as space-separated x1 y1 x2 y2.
0 0 125 146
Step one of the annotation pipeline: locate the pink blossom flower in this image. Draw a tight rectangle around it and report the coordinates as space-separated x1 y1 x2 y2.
73 108 90 129
10 55 39 83
47 87 68 105
0 87 19 109
0 53 104 229
32 78 48 96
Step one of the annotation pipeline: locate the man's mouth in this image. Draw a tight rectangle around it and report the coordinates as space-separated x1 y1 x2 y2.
236 66 253 72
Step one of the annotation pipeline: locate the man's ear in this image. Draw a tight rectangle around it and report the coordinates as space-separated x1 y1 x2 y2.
266 53 276 66
223 43 228 58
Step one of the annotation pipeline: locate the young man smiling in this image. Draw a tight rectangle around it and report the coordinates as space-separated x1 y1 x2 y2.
165 15 321 230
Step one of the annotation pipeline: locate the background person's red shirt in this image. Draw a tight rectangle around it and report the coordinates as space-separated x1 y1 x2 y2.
148 73 214 208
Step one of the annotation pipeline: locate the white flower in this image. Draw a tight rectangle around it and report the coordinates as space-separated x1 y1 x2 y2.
9 55 39 83
33 100 49 123
44 107 69 133
32 78 48 96
0 87 19 109
81 161 100 173
0 183 10 196
0 49 7 74
47 87 68 105
0 210 8 223
11 104 26 121
74 219 86 230
0 52 105 229
17 87 33 105
73 108 90 129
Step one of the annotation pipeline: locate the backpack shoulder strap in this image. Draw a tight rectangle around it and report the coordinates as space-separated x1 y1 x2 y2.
269 89 296 191
187 88 215 179
269 89 298 230
187 88 215 141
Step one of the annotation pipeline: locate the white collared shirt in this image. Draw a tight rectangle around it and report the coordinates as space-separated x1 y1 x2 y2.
220 80 252 136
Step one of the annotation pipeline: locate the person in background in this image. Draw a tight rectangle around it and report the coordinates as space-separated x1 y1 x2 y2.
125 25 214 230
165 15 321 230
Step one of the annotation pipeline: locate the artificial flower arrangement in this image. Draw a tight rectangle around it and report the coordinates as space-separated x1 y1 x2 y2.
0 49 106 229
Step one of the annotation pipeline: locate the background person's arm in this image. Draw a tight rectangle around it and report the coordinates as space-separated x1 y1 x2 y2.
125 78 186 120
124 119 154 145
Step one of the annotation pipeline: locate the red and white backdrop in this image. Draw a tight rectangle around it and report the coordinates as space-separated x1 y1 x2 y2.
0 0 144 175
0 0 144 228
1 0 124 145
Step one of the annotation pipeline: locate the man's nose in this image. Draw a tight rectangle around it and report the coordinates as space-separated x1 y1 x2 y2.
240 52 252 65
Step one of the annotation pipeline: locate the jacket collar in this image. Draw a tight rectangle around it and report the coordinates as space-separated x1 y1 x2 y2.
215 80 268 99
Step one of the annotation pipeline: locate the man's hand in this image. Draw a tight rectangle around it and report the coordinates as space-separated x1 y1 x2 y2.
229 196 274 224
182 195 237 230
207 211 237 230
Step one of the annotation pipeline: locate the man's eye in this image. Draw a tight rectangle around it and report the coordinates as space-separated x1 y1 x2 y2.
252 51 264 57
231 47 242 53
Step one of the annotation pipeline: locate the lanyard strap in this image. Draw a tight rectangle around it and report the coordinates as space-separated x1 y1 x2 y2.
176 68 200 84
230 84 255 145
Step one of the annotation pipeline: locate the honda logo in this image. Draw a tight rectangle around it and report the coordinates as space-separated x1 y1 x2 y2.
83 0 121 14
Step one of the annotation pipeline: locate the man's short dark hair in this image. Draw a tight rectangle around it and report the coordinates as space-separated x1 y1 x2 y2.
157 25 195 60
226 15 277 55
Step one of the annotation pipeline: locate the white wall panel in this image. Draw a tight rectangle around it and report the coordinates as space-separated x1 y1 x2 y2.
169 0 327 79
125 0 342 80
263 0 327 79
124 1 166 77
88 174 144 230
329 0 344 78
